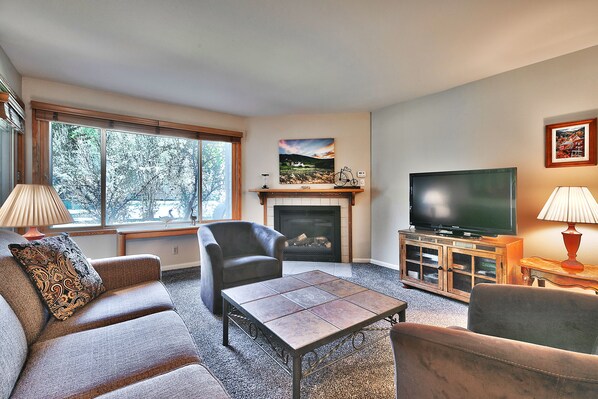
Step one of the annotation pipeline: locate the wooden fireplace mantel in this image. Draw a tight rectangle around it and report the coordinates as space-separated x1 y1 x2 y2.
248 188 364 262
248 188 364 206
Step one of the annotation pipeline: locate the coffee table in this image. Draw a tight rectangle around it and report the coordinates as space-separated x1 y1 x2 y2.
222 270 407 399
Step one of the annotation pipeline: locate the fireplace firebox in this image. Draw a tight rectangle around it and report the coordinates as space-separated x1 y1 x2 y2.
274 205 341 262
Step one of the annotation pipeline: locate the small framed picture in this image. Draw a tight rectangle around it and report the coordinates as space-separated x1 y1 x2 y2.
545 118 597 168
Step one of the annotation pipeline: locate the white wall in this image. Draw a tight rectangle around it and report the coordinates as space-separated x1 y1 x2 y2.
244 113 371 261
19 79 374 265
371 45 598 267
0 46 21 97
21 77 246 266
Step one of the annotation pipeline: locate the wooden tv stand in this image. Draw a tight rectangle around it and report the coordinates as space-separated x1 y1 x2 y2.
399 229 523 302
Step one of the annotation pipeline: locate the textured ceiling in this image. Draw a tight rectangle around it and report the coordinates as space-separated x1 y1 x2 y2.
1 0 598 116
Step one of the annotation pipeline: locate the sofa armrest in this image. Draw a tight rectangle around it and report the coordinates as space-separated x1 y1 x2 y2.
390 323 598 399
90 254 162 291
468 284 598 353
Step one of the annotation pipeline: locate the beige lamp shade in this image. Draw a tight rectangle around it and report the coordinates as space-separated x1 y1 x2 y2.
537 186 598 223
0 184 74 228
537 186 598 271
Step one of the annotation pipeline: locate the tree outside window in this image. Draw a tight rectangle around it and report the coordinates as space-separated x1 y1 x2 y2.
50 122 232 226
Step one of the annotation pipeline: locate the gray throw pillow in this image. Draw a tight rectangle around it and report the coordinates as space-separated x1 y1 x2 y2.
9 233 105 320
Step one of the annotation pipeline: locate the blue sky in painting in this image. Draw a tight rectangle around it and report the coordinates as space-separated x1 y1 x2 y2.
278 138 335 159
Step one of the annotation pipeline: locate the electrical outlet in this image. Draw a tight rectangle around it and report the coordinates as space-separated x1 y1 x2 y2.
359 179 365 186
357 171 366 178
172 246 179 255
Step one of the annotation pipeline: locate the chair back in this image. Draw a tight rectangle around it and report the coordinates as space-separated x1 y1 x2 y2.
204 221 267 258
468 283 598 354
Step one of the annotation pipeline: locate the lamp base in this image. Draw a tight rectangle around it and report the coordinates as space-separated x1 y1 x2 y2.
561 258 584 271
561 223 583 272
22 227 45 241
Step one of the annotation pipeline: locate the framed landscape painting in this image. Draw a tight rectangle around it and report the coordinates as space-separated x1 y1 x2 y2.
279 138 335 184
545 118 597 168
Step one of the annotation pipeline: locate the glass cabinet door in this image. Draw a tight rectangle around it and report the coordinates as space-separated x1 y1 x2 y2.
402 242 443 290
448 248 499 298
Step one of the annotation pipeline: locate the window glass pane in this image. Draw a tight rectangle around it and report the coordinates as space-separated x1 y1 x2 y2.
201 141 232 221
106 130 199 225
50 122 101 226
0 120 14 204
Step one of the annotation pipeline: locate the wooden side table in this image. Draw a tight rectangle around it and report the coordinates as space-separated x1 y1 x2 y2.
520 257 598 294
117 226 199 256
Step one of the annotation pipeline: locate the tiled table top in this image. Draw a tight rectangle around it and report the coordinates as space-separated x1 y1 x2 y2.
222 270 407 351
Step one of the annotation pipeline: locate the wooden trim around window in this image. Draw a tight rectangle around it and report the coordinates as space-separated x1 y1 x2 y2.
32 113 51 184
32 101 243 230
232 141 242 219
31 101 243 141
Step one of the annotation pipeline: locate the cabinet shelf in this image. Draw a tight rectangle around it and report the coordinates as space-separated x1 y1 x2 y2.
399 229 523 303
474 274 496 282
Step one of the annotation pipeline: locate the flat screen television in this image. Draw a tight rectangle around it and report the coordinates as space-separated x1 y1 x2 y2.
409 167 517 237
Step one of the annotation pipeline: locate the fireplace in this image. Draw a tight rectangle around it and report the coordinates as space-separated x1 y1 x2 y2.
274 205 341 262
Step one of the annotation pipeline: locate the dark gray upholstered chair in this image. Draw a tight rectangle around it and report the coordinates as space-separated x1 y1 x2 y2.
198 221 286 314
390 284 598 398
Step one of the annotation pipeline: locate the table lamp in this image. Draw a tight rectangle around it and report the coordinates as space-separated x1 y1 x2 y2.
537 186 598 271
0 184 74 241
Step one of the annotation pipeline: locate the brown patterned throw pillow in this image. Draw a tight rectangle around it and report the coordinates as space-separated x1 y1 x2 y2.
9 233 105 320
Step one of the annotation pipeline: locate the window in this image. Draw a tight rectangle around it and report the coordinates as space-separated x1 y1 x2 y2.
34 102 242 229
0 91 24 202
0 119 17 203
50 123 101 225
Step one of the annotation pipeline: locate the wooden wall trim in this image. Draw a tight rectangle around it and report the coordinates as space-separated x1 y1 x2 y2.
31 101 244 139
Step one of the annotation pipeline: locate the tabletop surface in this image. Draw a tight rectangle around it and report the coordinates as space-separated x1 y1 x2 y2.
521 257 598 279
222 270 407 350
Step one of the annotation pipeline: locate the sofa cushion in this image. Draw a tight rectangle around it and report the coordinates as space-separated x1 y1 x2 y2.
38 281 175 341
222 255 279 284
0 230 49 345
9 233 105 320
0 295 28 399
10 310 201 399
95 364 230 399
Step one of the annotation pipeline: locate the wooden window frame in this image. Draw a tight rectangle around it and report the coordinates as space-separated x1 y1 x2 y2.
31 101 243 231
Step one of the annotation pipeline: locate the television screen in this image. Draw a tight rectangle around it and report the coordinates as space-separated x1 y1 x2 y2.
409 167 517 236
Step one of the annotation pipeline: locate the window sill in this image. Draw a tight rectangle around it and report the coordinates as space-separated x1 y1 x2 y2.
116 224 200 256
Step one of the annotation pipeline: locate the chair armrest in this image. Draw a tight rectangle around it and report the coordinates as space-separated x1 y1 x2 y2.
198 227 224 272
252 223 286 260
468 284 598 353
90 254 161 291
390 323 598 399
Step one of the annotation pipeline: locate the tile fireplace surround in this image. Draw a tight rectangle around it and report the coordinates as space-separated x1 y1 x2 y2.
248 189 364 263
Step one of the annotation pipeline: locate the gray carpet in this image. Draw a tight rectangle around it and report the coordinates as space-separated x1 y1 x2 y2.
162 263 468 399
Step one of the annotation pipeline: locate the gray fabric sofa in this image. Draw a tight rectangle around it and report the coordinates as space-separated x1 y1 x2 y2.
0 229 230 399
198 221 286 314
390 283 598 398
